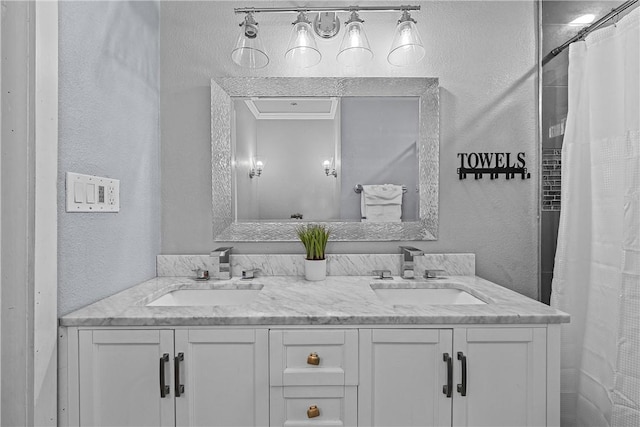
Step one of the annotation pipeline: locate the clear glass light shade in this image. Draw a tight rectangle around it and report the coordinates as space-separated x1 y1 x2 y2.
285 21 322 68
231 23 269 69
336 21 373 67
387 20 425 66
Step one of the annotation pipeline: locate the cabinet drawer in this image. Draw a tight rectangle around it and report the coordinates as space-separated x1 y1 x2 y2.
270 386 357 427
270 330 358 386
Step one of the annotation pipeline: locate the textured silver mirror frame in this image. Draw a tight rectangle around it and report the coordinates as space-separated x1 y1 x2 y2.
211 77 439 242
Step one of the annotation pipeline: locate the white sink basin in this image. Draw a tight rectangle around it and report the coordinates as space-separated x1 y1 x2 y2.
147 289 262 306
372 287 486 305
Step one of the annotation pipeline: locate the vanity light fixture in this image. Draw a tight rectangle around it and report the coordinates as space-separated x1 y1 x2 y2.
323 159 337 178
249 158 265 179
285 12 322 68
336 10 373 67
231 12 269 69
387 10 425 67
233 5 423 68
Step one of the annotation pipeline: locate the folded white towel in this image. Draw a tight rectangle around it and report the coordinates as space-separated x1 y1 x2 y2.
364 205 402 222
362 184 403 205
361 184 403 222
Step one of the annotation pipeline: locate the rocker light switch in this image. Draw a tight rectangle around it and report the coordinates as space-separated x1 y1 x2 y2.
86 183 96 203
66 172 120 212
74 182 84 203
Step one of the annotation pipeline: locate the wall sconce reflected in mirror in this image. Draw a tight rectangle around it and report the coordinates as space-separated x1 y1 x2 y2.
323 159 337 178
249 157 265 178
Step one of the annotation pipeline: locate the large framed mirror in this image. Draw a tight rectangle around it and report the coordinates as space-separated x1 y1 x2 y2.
212 77 439 241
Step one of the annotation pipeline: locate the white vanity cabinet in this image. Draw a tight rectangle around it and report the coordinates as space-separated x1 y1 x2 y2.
70 328 269 427
63 324 559 427
77 329 176 426
358 326 550 427
451 327 548 427
358 329 453 426
174 329 269 426
269 329 358 426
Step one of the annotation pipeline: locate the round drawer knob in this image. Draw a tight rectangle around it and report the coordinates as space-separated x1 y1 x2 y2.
307 405 320 418
307 353 320 365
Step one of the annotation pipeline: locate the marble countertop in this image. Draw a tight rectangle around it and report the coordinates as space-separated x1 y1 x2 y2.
59 275 569 327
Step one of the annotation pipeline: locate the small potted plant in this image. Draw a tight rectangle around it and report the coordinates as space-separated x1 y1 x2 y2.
296 224 330 281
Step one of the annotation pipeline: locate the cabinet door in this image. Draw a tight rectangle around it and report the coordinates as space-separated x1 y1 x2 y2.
359 329 453 427
78 329 175 427
452 327 547 427
175 328 269 427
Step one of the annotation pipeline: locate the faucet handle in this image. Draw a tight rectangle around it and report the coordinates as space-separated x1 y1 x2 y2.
241 269 259 279
424 269 446 279
372 270 393 279
192 268 209 280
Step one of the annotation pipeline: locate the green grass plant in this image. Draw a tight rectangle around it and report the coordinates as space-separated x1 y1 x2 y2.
296 224 330 260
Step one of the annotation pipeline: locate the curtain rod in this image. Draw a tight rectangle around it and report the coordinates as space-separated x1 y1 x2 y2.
542 0 638 66
234 5 420 14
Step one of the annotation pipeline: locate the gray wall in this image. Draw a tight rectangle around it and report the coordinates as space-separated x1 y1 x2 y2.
58 1 161 315
340 97 419 221
161 1 540 299
256 119 339 221
234 99 258 220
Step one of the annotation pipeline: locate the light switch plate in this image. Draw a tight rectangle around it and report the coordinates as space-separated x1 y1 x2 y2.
66 172 120 212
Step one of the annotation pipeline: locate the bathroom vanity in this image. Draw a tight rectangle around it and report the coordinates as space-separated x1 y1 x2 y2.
58 272 568 427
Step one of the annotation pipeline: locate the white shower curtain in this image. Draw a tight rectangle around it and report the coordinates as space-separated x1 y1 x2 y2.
551 7 639 427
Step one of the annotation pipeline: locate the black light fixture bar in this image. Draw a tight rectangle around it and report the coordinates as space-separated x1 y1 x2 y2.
234 5 420 14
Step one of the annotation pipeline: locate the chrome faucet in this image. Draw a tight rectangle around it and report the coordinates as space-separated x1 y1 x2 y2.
399 246 424 279
211 247 233 279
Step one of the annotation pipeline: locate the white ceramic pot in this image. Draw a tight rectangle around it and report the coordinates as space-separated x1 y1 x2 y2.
304 258 327 281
